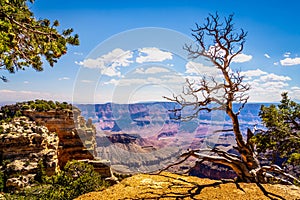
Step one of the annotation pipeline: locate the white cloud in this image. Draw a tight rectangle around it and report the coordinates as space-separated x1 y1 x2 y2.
117 78 146 86
103 79 119 86
161 74 185 83
102 66 121 77
243 70 293 102
260 81 289 88
76 48 133 77
100 67 295 103
260 73 291 82
231 53 253 63
23 81 29 84
289 88 300 101
280 57 300 66
134 67 170 74
185 61 219 76
264 53 271 59
206 44 252 63
136 47 172 63
58 77 70 81
274 62 279 66
291 86 300 90
246 79 289 102
117 76 177 86
284 52 291 58
103 71 185 87
240 69 268 77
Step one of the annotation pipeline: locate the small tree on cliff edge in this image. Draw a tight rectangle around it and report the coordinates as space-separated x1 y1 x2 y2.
0 0 79 82
254 92 300 169
164 13 300 184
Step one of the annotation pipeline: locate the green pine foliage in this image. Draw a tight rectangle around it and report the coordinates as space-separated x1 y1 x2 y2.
253 92 300 166
0 0 79 81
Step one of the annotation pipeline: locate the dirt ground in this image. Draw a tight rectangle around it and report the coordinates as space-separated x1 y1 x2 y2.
76 172 300 200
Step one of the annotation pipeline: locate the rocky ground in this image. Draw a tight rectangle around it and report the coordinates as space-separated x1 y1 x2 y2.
76 172 300 200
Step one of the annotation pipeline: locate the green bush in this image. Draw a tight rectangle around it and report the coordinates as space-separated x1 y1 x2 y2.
0 171 4 192
0 100 74 120
15 160 109 200
15 110 22 117
21 105 30 110
34 160 46 183
48 100 56 109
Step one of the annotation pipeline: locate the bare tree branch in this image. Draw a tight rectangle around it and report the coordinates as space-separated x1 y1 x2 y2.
163 13 299 185
255 165 300 185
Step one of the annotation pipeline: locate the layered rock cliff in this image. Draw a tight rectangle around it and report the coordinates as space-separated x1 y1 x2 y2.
0 116 58 190
0 100 111 190
22 108 96 168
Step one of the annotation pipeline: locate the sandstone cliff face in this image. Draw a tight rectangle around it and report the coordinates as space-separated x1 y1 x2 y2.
22 107 112 178
0 102 112 191
22 108 96 168
0 116 58 190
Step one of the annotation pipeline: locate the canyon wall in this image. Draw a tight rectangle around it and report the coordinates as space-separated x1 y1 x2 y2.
0 102 112 190
77 102 263 177
23 108 96 168
0 116 58 190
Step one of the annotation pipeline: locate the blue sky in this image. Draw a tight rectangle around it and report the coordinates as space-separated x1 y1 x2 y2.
1 0 300 104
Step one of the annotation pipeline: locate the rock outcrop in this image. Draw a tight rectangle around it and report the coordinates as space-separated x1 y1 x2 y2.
0 101 112 191
79 159 112 178
22 108 96 168
0 116 58 190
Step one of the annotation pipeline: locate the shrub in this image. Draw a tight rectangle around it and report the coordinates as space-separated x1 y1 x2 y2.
21 105 30 110
16 160 109 200
15 110 22 117
0 171 4 192
34 160 46 183
48 100 56 109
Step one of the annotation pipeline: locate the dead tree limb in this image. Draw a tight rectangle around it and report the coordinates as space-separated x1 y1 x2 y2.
163 13 299 185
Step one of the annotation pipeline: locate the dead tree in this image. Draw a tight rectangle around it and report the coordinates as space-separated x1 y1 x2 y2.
163 13 300 184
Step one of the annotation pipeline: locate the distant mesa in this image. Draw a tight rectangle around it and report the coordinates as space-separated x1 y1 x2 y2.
76 102 263 175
